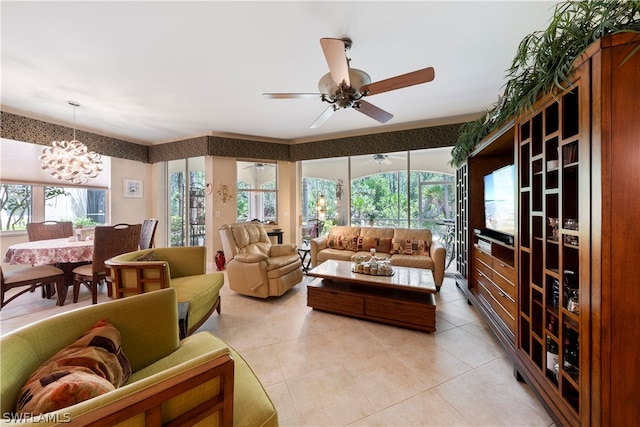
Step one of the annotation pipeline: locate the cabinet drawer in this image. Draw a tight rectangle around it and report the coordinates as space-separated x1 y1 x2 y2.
307 286 364 314
474 246 493 267
473 265 493 290
492 258 516 283
476 279 515 333
489 280 516 317
475 258 493 281
492 269 516 301
365 295 435 327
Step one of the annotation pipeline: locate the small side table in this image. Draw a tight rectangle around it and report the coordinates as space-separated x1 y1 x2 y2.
298 243 311 272
267 230 283 244
178 302 189 339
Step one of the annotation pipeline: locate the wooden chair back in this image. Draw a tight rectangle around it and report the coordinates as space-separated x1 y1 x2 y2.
139 218 159 250
26 221 74 241
92 224 142 274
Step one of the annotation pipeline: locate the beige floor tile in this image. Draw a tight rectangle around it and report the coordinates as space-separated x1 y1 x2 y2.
286 365 376 426
349 388 471 426
1 272 553 426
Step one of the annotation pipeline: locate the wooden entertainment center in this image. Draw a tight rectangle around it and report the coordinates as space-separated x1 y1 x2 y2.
456 34 640 426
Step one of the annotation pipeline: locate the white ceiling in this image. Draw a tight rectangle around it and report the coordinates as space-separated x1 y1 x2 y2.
1 1 558 146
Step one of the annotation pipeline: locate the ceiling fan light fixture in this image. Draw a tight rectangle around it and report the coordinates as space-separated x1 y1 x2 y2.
318 68 371 96
373 154 387 164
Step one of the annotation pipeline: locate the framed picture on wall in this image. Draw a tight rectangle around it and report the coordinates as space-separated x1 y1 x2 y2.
124 179 143 198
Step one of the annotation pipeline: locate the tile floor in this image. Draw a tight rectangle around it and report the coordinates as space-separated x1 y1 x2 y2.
1 272 554 426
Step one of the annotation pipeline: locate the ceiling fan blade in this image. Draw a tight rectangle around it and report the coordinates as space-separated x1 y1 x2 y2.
320 38 350 87
355 100 393 123
310 105 336 129
360 67 435 96
262 93 322 99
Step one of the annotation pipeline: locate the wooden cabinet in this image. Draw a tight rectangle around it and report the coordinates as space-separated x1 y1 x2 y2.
459 121 517 351
459 34 640 426
515 33 640 427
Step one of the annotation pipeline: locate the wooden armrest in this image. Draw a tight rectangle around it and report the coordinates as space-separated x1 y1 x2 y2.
106 261 169 299
69 354 234 427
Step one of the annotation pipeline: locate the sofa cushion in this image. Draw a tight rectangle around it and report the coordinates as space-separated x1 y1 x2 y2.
327 235 358 251
390 254 435 270
357 236 392 253
389 238 429 255
16 319 130 415
171 273 224 332
318 249 356 264
128 332 277 427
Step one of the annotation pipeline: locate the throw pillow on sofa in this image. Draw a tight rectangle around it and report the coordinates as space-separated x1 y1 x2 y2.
390 238 430 255
327 235 358 251
357 236 392 253
15 319 131 415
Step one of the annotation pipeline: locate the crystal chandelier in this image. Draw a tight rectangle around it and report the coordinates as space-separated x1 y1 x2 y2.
39 101 103 184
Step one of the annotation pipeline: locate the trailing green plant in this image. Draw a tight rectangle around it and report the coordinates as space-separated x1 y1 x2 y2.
451 0 640 167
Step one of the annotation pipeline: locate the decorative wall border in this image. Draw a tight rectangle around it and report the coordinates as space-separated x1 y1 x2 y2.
1 111 462 164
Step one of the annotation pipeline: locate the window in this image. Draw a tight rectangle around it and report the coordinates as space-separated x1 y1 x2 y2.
300 148 456 244
0 183 108 231
236 161 277 223
168 157 205 247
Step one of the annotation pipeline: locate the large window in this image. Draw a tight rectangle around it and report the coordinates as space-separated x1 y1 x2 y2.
0 183 107 231
236 161 277 223
300 148 456 243
168 157 205 247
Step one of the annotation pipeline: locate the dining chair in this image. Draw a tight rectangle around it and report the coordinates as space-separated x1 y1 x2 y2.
139 218 159 250
73 223 142 304
1 265 65 310
26 221 74 241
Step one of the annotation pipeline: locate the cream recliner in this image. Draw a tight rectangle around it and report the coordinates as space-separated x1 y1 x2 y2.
219 223 303 298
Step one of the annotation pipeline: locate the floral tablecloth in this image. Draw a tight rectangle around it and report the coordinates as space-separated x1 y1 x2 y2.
3 238 94 266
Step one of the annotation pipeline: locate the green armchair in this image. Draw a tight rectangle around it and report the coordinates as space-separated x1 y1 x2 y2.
0 288 278 426
105 246 224 337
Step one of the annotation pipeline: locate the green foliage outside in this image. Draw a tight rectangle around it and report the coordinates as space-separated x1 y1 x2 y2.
0 185 67 231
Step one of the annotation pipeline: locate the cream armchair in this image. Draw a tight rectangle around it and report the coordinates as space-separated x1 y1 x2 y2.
220 223 303 298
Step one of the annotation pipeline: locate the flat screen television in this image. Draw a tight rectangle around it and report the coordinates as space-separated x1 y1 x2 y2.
483 164 515 242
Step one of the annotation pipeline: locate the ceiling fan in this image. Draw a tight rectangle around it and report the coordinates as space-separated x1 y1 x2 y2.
243 163 275 171
366 154 392 165
263 37 435 128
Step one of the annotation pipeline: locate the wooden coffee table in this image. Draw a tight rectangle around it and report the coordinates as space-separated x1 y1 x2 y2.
307 259 437 332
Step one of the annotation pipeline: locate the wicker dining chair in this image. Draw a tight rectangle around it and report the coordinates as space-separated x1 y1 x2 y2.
1 265 65 310
73 223 142 304
139 218 159 250
26 221 74 241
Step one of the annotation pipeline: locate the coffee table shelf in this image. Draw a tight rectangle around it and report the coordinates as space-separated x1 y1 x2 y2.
307 260 436 332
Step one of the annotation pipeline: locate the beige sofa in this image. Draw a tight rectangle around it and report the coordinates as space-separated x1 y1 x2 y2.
0 288 278 426
220 222 303 298
311 226 446 290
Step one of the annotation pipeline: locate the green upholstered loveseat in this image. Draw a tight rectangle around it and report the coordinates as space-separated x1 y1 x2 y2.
0 288 278 426
105 246 223 337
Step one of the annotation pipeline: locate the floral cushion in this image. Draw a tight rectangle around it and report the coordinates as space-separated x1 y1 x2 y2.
327 235 358 251
390 238 430 255
16 319 131 415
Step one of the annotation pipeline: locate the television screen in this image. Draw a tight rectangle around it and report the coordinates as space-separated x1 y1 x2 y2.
484 164 515 236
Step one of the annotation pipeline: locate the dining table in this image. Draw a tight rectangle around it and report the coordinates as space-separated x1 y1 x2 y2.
3 237 94 305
